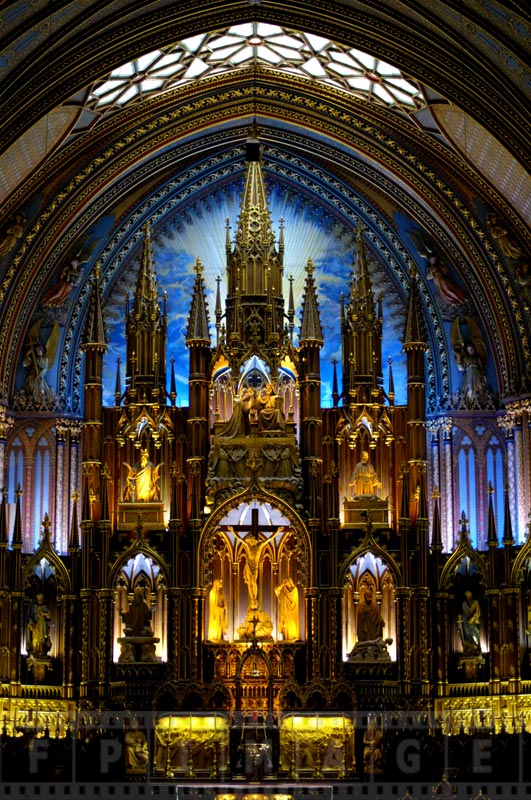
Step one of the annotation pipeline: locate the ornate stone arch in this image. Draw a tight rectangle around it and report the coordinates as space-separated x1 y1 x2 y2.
198 478 311 589
338 532 402 589
108 529 170 589
22 521 72 594
439 520 488 592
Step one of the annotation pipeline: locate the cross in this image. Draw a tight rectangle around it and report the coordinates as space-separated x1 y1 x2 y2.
221 507 283 540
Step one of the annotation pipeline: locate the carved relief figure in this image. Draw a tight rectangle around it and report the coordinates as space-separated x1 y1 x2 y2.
275 577 300 641
349 451 381 498
208 579 228 641
515 257 531 312
363 718 384 774
27 593 52 658
457 590 481 654
123 449 163 501
125 729 149 773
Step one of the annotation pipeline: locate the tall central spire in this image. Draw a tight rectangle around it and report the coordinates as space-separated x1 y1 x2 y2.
223 140 285 369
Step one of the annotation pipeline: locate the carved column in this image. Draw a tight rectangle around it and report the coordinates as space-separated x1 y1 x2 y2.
440 419 454 551
498 402 531 541
0 404 14 489
98 588 113 698
192 587 205 682
434 592 451 696
395 587 412 697
306 587 320 682
166 587 181 678
62 594 76 698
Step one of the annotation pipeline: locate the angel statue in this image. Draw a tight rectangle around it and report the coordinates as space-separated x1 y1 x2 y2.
123 449 163 502
14 319 60 410
450 316 488 408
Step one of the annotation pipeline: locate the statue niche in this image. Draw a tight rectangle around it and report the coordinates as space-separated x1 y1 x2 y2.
123 449 163 502
343 447 388 526
206 367 302 508
25 555 58 684
344 557 395 663
118 447 165 528
348 588 393 662
118 586 160 663
206 504 303 645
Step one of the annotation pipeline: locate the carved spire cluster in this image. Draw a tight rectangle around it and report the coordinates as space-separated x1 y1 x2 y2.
299 260 324 345
220 140 287 375
341 225 383 406
340 226 392 448
125 223 167 401
115 223 174 452
82 266 107 351
186 259 211 345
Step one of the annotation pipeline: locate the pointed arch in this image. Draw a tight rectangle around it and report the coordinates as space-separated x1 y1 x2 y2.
338 533 402 588
439 532 488 592
22 532 72 594
108 531 170 588
199 479 311 588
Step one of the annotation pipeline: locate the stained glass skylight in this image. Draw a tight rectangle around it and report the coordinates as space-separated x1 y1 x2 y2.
86 23 425 115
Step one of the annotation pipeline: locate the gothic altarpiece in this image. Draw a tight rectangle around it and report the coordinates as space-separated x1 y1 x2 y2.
2 144 531 787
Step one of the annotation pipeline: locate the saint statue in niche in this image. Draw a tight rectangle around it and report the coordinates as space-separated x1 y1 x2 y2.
348 588 393 662
349 451 381 499
27 593 52 658
123 449 163 502
121 587 153 636
450 316 488 408
208 579 228 641
457 590 481 655
275 577 300 641
357 589 385 642
14 319 59 411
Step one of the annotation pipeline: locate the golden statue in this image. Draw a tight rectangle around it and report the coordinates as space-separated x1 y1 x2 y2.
349 451 381 498
229 529 269 610
275 577 300 641
208 579 228 641
228 527 283 611
123 449 163 502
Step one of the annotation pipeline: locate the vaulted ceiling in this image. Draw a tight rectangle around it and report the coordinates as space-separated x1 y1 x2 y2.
1 1 530 412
